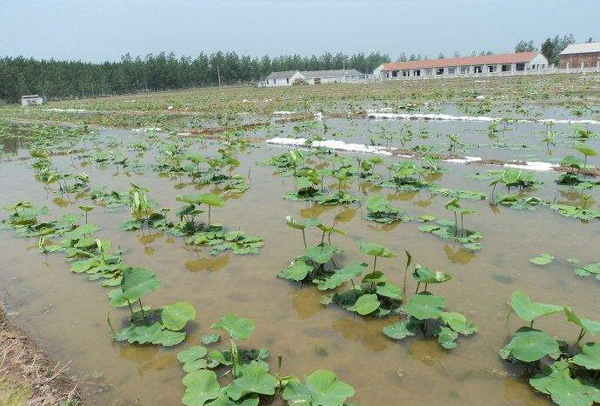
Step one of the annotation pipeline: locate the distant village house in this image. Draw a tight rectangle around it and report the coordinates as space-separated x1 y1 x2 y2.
559 42 600 69
377 52 548 79
21 94 44 107
260 69 362 87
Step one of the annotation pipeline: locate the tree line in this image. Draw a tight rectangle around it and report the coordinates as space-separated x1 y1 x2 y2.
0 51 390 103
514 34 592 65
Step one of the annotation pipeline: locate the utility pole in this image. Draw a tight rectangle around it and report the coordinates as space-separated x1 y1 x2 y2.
217 66 222 92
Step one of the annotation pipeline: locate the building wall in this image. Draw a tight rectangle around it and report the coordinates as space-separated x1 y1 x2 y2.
265 72 304 87
559 53 600 69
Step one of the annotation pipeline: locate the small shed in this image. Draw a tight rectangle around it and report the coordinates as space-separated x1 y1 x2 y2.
559 43 600 69
21 95 44 107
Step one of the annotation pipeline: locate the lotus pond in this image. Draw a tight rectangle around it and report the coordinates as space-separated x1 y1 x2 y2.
1 77 600 406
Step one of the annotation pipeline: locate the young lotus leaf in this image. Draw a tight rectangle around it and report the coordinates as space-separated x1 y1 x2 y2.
182 370 221 406
510 292 563 323
285 215 306 230
572 343 600 371
383 321 417 340
375 281 402 300
499 327 560 363
438 327 459 349
115 322 186 347
121 267 162 303
412 265 452 284
530 253 554 266
530 361 597 406
279 260 312 282
359 242 396 258
303 245 339 264
211 314 255 340
305 370 355 406
178 346 208 364
440 312 478 335
564 307 600 336
354 294 380 316
403 293 446 320
316 263 366 291
227 365 277 400
162 301 196 331
574 263 600 279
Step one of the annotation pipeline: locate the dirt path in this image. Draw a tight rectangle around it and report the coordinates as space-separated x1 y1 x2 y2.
0 305 88 406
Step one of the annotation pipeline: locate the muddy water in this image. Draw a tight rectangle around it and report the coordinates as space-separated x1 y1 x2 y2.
0 120 599 406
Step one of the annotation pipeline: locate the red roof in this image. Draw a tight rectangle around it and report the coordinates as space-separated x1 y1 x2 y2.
383 52 538 71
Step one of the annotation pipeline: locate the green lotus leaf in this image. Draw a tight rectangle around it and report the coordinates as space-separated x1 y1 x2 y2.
182 370 220 406
177 346 208 364
285 215 306 230
279 260 312 281
366 195 400 215
564 307 600 336
530 361 597 406
115 322 186 347
211 314 255 340
438 326 459 349
156 329 187 346
201 334 220 345
282 378 312 406
499 327 560 363
383 321 417 340
354 294 380 316
375 281 402 300
316 263 366 291
162 301 196 331
574 263 600 278
530 253 554 266
227 365 277 400
303 245 339 264
207 391 258 406
197 193 225 208
412 265 452 284
510 292 563 323
358 242 396 258
575 144 598 157
121 267 162 302
305 370 355 406
440 312 478 335
572 343 600 371
403 293 446 321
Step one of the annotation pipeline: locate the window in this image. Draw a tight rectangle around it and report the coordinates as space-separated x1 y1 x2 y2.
448 67 456 74
474 66 483 73
392 70 398 77
273 79 277 84
460 66 469 74
501 64 511 72
516 63 525 71
436 68 444 75
414 70 421 76
488 65 496 73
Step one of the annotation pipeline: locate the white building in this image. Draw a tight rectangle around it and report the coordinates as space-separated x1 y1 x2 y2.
378 52 549 79
21 94 44 106
260 69 362 87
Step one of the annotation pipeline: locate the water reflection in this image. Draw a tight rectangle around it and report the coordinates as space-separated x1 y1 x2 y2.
331 317 390 352
290 286 325 320
407 337 449 366
444 245 475 265
184 253 230 273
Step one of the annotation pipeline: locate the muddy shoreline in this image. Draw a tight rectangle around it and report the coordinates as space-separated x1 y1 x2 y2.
0 300 88 406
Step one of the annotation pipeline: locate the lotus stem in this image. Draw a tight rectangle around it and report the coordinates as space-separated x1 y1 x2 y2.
126 300 135 320
415 282 421 294
575 328 586 347
373 255 378 272
138 298 146 320
208 206 211 225
302 230 307 249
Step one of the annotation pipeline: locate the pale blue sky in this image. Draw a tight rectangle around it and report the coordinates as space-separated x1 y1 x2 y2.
0 0 597 61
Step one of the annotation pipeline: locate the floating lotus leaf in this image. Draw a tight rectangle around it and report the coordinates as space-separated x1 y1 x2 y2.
121 267 161 302
359 242 396 258
499 327 560 363
200 334 220 345
412 265 452 284
305 370 355 406
530 253 554 266
354 294 380 316
182 370 220 406
366 195 400 215
227 365 277 400
564 307 600 336
510 292 563 323
279 260 312 282
282 378 312 406
403 293 446 321
440 312 478 335
162 301 196 331
383 321 417 340
316 263 366 291
438 326 459 349
572 343 600 371
303 245 339 264
530 361 597 406
177 346 208 364
115 322 186 347
574 263 600 279
211 314 255 340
